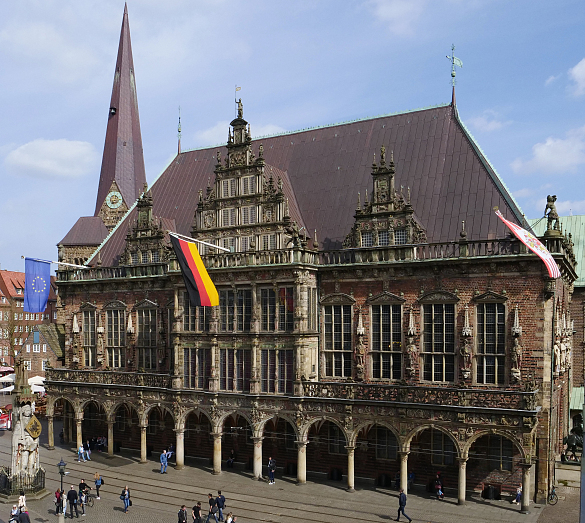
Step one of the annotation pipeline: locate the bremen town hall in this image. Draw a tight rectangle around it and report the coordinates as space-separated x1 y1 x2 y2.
47 6 578 509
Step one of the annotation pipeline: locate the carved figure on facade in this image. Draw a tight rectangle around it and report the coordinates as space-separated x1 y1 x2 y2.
354 310 366 381
405 307 417 378
460 305 473 379
545 195 560 231
554 338 561 375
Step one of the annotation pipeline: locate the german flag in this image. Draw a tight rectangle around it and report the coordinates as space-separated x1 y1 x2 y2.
170 234 219 307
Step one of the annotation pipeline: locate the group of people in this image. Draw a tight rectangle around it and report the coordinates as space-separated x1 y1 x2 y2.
9 491 30 523
77 437 108 462
179 491 237 523
54 473 104 518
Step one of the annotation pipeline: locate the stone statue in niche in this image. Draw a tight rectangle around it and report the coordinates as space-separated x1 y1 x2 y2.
406 336 417 377
554 338 561 374
354 310 366 381
460 338 472 379
511 337 522 370
560 337 567 372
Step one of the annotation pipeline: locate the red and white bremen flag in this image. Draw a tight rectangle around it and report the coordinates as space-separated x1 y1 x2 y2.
495 210 561 278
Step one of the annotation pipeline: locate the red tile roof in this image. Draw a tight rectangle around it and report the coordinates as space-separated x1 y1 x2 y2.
88 102 526 267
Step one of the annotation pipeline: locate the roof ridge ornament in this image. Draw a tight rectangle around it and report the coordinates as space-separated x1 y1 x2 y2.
446 44 463 105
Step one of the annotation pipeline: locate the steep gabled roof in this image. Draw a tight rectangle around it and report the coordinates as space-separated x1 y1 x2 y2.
94 3 146 215
58 217 109 246
89 101 526 267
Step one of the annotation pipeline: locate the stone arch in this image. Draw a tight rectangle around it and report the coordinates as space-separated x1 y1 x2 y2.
184 409 214 461
463 429 527 462
352 420 402 448
300 415 349 442
262 415 301 477
144 403 174 425
181 406 211 428
81 399 107 440
404 424 462 457
304 417 350 481
112 402 141 451
51 396 76 445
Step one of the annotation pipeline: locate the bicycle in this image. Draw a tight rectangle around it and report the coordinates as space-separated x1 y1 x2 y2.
82 491 94 508
548 485 558 505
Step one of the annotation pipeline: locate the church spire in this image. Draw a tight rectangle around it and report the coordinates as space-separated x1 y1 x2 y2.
94 3 147 217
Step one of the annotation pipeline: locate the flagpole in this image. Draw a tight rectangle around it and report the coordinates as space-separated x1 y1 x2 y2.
21 256 88 269
168 232 231 252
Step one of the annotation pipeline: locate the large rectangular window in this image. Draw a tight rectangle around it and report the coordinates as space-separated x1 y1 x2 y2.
261 348 293 394
488 435 513 471
83 310 96 368
242 206 257 225
137 309 157 370
183 347 211 389
219 290 252 332
222 179 236 198
183 293 210 332
219 349 251 392
308 288 318 331
476 303 506 384
422 303 455 382
371 304 402 379
106 309 125 368
222 208 236 226
431 429 455 466
242 176 256 195
261 287 294 332
324 305 352 377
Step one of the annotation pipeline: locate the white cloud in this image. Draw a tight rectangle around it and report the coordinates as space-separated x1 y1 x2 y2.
545 74 560 86
4 139 99 178
468 110 512 132
366 0 428 35
554 199 585 215
568 58 585 96
511 125 585 175
194 121 286 148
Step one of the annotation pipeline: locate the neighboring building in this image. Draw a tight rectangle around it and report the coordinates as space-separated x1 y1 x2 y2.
0 270 58 367
46 5 577 508
19 324 64 377
531 214 585 433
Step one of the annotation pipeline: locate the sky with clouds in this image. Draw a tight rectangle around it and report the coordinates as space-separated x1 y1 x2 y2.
0 0 584 272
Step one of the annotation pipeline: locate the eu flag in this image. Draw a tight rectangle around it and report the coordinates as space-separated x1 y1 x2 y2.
24 258 51 313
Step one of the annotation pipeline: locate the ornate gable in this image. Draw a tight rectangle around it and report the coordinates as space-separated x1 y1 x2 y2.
104 300 127 309
320 293 356 306
343 146 427 248
418 290 459 303
134 299 158 309
473 290 508 302
366 291 405 305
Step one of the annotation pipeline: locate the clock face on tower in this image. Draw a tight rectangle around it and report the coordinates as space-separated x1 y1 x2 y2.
106 191 123 209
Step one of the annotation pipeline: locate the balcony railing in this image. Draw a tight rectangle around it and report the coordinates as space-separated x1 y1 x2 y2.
301 380 538 411
45 368 172 389
57 236 575 283
45 368 537 411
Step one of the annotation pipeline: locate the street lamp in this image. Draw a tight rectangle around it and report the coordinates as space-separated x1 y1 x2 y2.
57 458 66 522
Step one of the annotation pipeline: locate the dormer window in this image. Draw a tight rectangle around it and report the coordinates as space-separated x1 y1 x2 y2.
141 252 149 264
395 229 407 245
222 179 237 198
16 288 22 295
242 176 256 195
378 230 389 246
242 206 257 225
361 231 373 247
131 252 139 265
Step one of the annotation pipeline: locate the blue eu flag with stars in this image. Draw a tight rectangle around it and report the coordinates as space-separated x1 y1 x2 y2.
24 258 50 313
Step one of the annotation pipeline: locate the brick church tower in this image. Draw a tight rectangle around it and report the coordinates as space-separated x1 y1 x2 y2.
57 4 146 265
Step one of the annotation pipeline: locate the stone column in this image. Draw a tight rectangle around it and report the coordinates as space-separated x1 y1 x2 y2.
521 463 532 514
47 416 54 449
107 421 114 457
252 437 263 480
457 457 468 505
296 440 308 484
212 432 222 475
399 451 409 494
140 425 147 463
75 415 83 451
346 446 355 492
175 428 185 470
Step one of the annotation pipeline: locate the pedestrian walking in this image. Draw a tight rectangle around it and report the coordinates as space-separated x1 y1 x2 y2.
17 507 31 523
77 444 85 462
120 485 131 513
94 472 103 499
67 485 79 519
10 504 19 522
17 490 26 513
395 488 412 522
205 493 219 523
267 456 276 485
216 491 226 521
225 512 236 523
160 449 168 474
178 505 188 523
77 487 86 516
434 473 444 500
192 501 202 523
83 440 92 461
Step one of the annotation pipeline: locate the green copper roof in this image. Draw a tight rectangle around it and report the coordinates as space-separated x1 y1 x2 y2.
529 214 585 286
